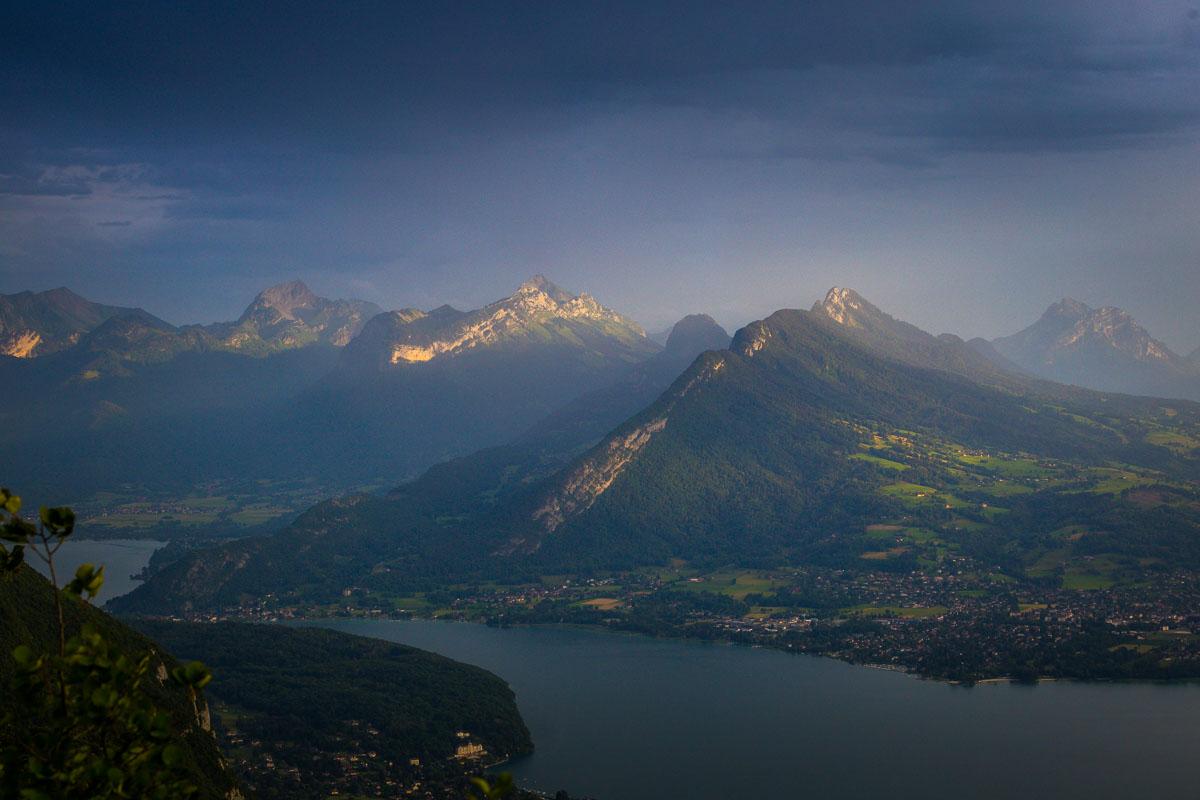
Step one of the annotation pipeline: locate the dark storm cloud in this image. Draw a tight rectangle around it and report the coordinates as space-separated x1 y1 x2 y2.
5 1 1194 152
1 1 1198 347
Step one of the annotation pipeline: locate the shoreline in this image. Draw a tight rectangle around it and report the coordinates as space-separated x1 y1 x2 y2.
286 613 1200 688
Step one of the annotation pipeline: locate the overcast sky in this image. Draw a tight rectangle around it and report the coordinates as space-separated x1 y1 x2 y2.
2 1 1198 349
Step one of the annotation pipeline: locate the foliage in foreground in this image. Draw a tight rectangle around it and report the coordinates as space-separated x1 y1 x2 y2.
0 487 214 799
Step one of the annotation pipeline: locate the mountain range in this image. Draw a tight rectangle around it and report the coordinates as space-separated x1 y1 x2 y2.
6 276 1199 570
0 277 675 507
113 287 1200 615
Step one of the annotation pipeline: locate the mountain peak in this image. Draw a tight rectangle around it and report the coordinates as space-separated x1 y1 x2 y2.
813 287 881 328
246 280 320 320
516 275 573 304
993 297 1197 396
0 287 135 357
345 279 651 368
1045 297 1092 321
664 314 729 356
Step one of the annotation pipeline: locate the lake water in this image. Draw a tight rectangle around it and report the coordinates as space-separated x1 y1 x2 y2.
25 538 164 600
308 618 1200 800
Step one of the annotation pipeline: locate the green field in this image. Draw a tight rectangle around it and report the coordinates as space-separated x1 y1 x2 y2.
669 570 781 600
1145 430 1199 453
849 452 909 471
846 605 948 619
879 482 968 509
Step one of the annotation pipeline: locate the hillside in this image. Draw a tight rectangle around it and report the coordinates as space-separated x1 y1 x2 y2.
993 298 1200 400
114 291 1200 615
131 621 532 800
0 566 242 800
0 287 138 358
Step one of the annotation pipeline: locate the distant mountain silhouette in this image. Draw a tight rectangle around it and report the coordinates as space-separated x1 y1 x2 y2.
993 298 1200 400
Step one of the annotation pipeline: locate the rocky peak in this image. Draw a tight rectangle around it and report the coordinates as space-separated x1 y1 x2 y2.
344 276 652 368
243 280 320 322
1021 300 1176 364
516 274 573 304
1069 306 1172 362
813 287 883 328
1045 297 1092 321
992 298 1195 396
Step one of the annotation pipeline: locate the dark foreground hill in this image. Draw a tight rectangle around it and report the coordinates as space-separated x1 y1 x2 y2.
0 566 243 800
132 621 532 800
114 289 1200 615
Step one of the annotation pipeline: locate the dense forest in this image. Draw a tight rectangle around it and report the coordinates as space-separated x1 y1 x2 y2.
133 621 532 799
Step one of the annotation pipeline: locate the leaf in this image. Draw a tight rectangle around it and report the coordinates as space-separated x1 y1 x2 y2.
174 661 213 689
0 518 34 544
38 505 75 537
12 644 34 665
0 488 20 514
161 744 184 768
1 544 23 571
65 563 104 599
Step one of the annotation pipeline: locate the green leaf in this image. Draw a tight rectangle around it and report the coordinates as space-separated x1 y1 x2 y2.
38 505 75 537
0 518 34 544
1 543 23 571
0 488 20 514
65 563 104 599
173 661 213 689
161 744 184 768
12 644 34 665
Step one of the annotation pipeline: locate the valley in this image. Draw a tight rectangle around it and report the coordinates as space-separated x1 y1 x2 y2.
8 7 1199 798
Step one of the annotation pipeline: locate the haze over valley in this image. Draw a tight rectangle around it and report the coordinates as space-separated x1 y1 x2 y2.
3 3 1200 799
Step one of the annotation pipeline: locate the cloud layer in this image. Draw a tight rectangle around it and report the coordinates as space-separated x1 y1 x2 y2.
2 1 1198 348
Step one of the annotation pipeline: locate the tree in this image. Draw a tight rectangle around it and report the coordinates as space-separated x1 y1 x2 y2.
0 487 214 799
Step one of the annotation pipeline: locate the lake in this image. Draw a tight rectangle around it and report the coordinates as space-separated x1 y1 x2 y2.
25 538 164 600
309 618 1200 800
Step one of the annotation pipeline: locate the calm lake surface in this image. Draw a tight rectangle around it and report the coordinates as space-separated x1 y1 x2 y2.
26 538 164 600
309 618 1200 800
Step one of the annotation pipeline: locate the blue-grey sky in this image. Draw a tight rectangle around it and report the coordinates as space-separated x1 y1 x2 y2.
2 1 1198 350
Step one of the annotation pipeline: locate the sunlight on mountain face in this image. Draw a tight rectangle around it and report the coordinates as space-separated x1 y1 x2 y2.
3 3 1199 800
389 344 438 363
3 330 42 357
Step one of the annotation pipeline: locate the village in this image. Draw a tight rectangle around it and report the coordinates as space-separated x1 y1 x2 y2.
204 562 1200 684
